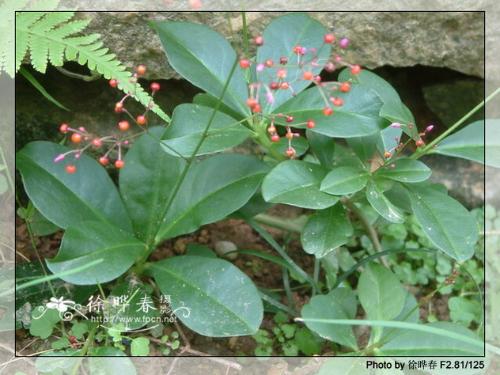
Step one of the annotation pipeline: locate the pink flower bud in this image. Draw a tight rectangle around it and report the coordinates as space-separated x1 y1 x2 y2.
425 124 434 133
75 153 81 159
266 92 275 104
339 38 350 49
390 122 402 128
300 47 307 54
256 63 265 72
53 154 65 163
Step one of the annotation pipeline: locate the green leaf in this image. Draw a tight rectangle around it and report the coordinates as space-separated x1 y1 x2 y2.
379 292 419 342
406 184 478 261
358 262 405 321
162 104 251 157
301 204 353 258
130 337 150 356
151 20 249 116
433 120 484 164
193 93 245 120
293 327 323 356
46 221 145 285
448 296 481 326
88 349 136 375
365 180 404 223
306 129 335 167
378 322 483 356
17 141 132 232
262 160 339 209
320 166 369 195
339 68 417 139
149 255 263 337
70 321 88 340
301 288 358 350
269 136 309 158
273 84 384 138
376 158 431 183
256 13 330 111
23 202 60 236
156 154 268 242
30 306 61 339
120 128 185 243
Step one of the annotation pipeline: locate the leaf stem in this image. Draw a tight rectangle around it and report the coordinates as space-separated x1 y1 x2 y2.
254 213 304 233
412 87 500 158
341 197 389 267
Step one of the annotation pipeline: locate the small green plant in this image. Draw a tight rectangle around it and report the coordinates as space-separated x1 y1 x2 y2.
15 12 488 357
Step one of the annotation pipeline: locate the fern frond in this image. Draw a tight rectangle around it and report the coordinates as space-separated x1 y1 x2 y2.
15 12 170 123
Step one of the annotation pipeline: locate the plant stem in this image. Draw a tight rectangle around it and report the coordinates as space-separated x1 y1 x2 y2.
282 268 297 314
313 258 320 295
70 325 96 374
412 87 500 159
341 198 389 267
241 12 250 58
254 213 304 233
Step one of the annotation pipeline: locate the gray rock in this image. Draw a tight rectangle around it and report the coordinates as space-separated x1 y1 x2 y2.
80 11 484 80
214 240 238 260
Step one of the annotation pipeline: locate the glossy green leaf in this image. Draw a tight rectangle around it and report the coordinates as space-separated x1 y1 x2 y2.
406 184 478 261
339 68 418 139
120 128 185 242
273 84 384 138
256 13 330 112
156 154 268 242
365 180 404 223
149 255 263 337
192 92 244 120
376 158 431 183
301 204 353 258
162 104 251 157
17 141 132 232
151 21 249 116
378 322 483 356
30 306 61 339
301 288 358 350
306 129 335 167
379 292 419 342
433 120 484 164
358 262 406 321
320 166 369 195
262 160 339 209
46 221 145 285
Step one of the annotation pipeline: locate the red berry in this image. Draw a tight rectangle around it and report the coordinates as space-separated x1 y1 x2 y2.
115 160 125 169
332 97 344 106
109 79 118 88
293 45 303 55
314 75 322 83
303 71 314 80
136 115 147 126
350 65 361 75
280 82 289 90
339 82 351 93
59 123 69 134
252 104 261 113
271 134 280 142
267 125 276 134
118 120 130 131
92 138 102 148
65 164 76 174
277 68 287 79
136 64 146 76
270 82 279 90
246 98 258 108
254 36 264 46
307 119 315 129
286 147 296 157
115 102 124 113
99 156 109 166
324 33 335 44
239 59 251 69
323 107 333 116
285 132 294 140
71 133 82 143
416 139 425 147
279 56 288 65
265 59 274 68
286 116 294 123
150 82 160 92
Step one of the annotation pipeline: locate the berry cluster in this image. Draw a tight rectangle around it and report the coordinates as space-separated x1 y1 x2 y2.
383 123 434 160
54 65 160 173
239 33 361 158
